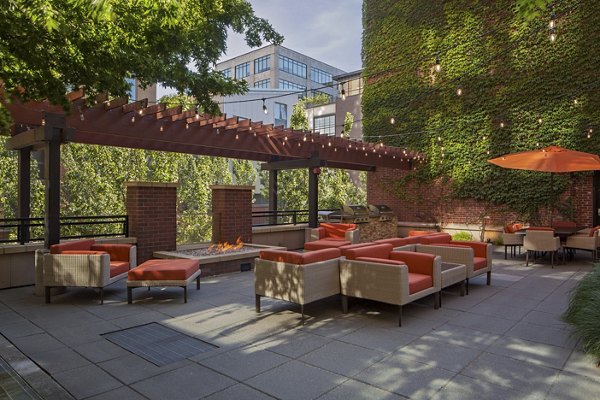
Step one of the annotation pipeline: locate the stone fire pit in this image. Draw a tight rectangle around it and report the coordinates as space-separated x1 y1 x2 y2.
154 243 285 277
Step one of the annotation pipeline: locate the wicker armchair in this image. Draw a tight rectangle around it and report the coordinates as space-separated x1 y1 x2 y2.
254 248 341 324
564 227 600 261
523 230 561 268
340 244 441 326
43 239 137 304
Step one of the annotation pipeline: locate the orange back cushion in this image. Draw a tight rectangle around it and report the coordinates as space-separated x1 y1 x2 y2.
60 250 106 255
50 239 95 254
390 251 435 275
527 227 554 231
408 230 436 237
91 244 132 261
320 223 356 239
419 233 452 244
504 224 515 233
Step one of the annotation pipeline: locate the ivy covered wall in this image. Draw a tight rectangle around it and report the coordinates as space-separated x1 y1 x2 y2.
362 0 600 223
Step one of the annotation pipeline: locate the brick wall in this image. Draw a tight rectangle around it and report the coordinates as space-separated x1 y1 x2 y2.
211 185 253 244
367 168 594 228
125 182 178 263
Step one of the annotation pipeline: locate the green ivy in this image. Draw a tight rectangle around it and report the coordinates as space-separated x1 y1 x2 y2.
363 0 600 222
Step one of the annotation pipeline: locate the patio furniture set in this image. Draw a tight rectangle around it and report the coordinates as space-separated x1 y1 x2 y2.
42 239 201 304
255 223 492 326
502 222 600 267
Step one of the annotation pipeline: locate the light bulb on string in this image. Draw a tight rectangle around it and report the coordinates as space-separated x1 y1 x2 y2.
340 83 346 101
549 10 556 29
549 28 556 42
185 123 190 129
573 98 579 105
537 117 543 124
390 116 395 124
500 121 505 128
131 115 135 123
262 98 268 114
160 124 164 132
235 134 239 140
434 52 441 72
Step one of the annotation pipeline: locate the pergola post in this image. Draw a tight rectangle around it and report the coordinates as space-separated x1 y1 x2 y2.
308 168 319 228
42 115 66 247
268 170 278 225
17 147 31 244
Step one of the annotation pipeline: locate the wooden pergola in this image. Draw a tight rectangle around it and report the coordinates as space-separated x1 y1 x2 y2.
5 91 416 246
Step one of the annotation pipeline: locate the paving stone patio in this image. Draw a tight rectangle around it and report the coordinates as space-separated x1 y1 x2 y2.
0 246 599 399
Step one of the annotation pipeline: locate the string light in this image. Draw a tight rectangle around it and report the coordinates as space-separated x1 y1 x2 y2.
131 115 135 123
340 83 346 101
549 28 557 42
41 118 46 126
160 124 164 132
500 121 505 128
390 116 396 124
434 52 441 72
216 128 220 134
262 98 268 114
185 123 189 129
303 135 307 142
537 117 543 124
549 10 556 29
138 109 143 115
456 86 463 96
573 98 579 105
80 112 85 121
235 134 239 140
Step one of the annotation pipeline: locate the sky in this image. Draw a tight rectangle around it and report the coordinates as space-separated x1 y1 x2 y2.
223 0 363 72
158 0 363 97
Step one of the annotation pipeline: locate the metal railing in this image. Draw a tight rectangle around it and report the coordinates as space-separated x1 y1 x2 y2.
0 215 129 245
251 209 336 227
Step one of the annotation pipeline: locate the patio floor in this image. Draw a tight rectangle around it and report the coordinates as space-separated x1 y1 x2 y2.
1 247 599 399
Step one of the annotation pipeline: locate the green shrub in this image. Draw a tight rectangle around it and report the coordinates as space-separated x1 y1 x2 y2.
452 231 472 241
564 265 600 363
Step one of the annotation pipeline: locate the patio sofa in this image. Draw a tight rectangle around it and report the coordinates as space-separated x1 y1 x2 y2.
339 243 441 326
254 248 342 324
304 223 359 251
43 239 137 304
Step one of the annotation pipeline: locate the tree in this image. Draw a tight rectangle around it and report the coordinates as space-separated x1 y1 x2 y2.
0 0 283 132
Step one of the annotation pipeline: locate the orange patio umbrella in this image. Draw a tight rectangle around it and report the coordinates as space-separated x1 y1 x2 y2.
488 145 600 173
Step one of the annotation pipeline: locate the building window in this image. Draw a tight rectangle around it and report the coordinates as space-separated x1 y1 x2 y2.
254 79 270 88
254 55 270 73
126 77 136 101
313 114 336 136
310 67 333 84
221 68 232 78
279 79 306 91
278 55 306 78
274 102 287 127
235 62 250 79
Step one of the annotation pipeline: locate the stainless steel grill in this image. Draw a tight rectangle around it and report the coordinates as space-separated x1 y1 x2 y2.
341 204 370 224
368 204 395 222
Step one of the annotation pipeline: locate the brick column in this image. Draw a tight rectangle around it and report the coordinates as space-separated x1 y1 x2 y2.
125 182 178 263
211 185 253 244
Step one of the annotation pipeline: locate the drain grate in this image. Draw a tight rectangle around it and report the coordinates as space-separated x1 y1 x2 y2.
102 323 218 366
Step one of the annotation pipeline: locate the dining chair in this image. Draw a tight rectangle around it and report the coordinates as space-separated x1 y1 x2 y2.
523 229 561 268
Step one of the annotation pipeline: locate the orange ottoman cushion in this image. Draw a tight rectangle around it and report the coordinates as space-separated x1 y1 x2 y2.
128 259 200 281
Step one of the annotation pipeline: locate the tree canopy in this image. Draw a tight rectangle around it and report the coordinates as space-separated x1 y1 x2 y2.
0 0 283 132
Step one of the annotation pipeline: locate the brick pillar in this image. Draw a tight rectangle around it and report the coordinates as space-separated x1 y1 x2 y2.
125 182 178 263
211 185 253 244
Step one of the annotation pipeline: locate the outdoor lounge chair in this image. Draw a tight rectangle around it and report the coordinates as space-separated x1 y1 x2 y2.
304 222 359 250
502 223 524 259
564 226 600 261
43 239 137 304
254 248 342 324
339 244 441 326
416 240 492 293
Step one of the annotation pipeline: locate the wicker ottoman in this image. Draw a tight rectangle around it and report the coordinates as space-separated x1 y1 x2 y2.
127 259 201 303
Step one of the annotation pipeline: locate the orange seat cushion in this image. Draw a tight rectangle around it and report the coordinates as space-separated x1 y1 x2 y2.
110 261 130 277
128 259 200 281
259 248 341 264
50 239 95 254
60 250 107 255
344 244 393 260
304 239 351 251
404 236 421 244
91 244 132 261
339 243 376 256
374 238 408 247
408 273 433 294
355 257 406 266
473 257 487 271
408 230 436 237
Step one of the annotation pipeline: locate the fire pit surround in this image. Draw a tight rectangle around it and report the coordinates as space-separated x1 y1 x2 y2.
154 243 285 276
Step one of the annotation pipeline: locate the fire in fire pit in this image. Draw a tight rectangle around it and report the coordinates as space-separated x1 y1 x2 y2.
205 237 244 255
